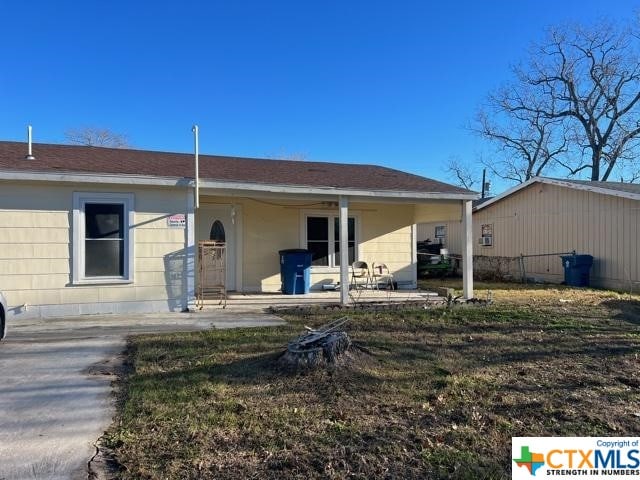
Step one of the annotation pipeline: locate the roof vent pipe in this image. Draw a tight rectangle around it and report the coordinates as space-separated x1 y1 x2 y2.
25 125 35 160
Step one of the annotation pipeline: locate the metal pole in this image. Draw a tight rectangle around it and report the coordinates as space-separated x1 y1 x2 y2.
481 168 486 199
184 189 196 311
518 250 577 284
339 196 349 305
192 125 200 209
462 200 474 299
519 251 577 258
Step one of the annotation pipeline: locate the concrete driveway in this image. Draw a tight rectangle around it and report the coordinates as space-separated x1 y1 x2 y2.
0 311 285 480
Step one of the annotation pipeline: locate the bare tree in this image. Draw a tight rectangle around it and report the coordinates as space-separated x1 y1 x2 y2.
473 99 567 183
445 155 478 189
65 127 131 148
503 20 640 181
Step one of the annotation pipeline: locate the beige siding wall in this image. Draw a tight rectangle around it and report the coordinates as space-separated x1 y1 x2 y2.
472 183 639 290
237 198 300 291
414 201 462 223
357 202 415 287
0 182 188 316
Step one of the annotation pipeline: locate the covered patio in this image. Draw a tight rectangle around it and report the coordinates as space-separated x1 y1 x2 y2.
186 186 477 310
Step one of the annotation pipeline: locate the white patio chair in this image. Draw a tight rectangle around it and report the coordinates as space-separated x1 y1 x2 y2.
371 262 395 291
350 261 371 291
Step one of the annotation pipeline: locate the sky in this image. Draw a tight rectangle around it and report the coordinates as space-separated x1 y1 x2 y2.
0 1 636 193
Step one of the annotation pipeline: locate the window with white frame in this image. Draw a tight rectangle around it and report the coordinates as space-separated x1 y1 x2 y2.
73 192 134 283
305 216 356 267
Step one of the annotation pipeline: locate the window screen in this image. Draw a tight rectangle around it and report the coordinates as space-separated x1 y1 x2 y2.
84 203 124 277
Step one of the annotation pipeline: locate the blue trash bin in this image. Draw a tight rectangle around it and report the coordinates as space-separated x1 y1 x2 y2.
560 254 594 287
278 249 313 294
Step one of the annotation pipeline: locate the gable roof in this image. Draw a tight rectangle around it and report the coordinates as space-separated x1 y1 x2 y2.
475 176 640 211
0 141 475 199
549 178 640 196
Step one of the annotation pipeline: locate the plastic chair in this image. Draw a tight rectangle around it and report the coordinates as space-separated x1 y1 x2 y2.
371 262 395 290
350 261 371 290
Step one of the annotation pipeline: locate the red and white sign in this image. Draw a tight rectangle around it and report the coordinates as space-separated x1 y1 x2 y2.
167 214 186 228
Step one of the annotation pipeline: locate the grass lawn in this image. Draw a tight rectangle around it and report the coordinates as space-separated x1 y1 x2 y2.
105 285 640 479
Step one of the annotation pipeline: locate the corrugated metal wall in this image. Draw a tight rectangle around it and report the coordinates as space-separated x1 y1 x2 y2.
417 221 462 253
418 182 640 291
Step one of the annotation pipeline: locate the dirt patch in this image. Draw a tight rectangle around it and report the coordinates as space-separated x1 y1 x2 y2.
601 299 640 323
84 353 127 377
87 440 120 480
87 347 133 479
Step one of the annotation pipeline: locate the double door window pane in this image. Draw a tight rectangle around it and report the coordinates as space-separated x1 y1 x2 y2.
307 216 355 267
307 217 329 266
334 217 355 266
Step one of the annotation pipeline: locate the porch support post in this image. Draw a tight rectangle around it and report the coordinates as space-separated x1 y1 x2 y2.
183 188 196 311
339 195 349 305
462 199 474 299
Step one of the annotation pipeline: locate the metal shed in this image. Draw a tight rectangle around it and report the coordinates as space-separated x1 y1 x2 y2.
418 177 640 291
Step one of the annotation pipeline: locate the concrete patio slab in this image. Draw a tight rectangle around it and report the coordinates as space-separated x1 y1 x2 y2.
207 289 442 310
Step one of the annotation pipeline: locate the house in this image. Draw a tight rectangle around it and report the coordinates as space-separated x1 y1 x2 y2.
418 177 640 291
0 140 477 318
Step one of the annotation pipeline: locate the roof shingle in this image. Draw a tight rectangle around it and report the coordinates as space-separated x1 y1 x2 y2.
0 141 472 195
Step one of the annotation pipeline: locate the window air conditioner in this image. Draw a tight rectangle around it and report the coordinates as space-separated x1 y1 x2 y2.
478 237 493 246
